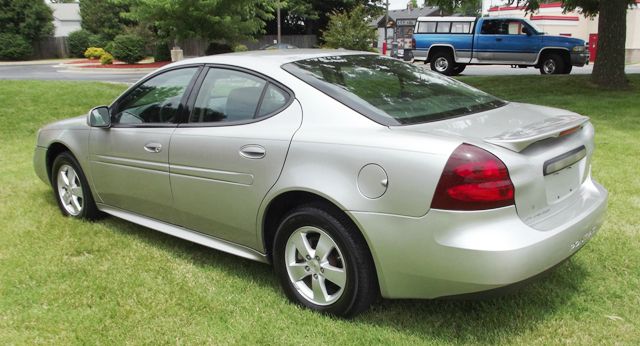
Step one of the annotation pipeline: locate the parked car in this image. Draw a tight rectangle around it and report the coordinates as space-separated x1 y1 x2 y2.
34 50 607 317
412 16 590 75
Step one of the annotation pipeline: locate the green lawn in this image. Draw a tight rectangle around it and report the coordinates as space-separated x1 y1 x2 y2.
1 76 638 344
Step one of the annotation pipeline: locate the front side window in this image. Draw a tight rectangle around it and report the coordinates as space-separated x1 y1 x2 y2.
283 55 505 126
113 67 198 125
189 69 290 124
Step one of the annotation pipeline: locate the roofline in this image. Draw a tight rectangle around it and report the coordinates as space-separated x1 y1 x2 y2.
416 16 477 21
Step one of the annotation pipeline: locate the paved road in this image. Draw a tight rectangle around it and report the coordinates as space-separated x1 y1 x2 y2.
0 63 148 84
413 62 640 76
1 61 638 83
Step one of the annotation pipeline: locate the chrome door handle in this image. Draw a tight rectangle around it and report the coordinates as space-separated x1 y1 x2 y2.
239 145 266 159
144 143 162 153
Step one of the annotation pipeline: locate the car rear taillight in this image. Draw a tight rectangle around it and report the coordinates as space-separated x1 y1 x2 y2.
431 144 515 211
411 38 416 49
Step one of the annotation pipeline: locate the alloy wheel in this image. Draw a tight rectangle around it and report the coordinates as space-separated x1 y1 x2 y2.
284 226 347 306
57 164 84 216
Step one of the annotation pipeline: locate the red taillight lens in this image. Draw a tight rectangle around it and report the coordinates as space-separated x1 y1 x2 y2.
431 144 515 210
411 38 416 49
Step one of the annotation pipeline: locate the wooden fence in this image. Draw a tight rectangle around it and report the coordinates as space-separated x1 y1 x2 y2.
32 37 69 60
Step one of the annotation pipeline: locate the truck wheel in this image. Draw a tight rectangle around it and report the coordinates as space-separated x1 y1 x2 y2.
450 64 466 76
430 51 455 76
539 53 565 75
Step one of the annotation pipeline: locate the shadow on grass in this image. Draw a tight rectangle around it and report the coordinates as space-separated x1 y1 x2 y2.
85 205 588 344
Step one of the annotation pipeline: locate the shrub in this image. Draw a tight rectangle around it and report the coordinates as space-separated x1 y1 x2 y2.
153 41 171 62
84 47 107 59
0 34 32 61
88 34 109 49
205 42 232 55
111 34 146 64
233 44 248 52
322 5 377 51
100 53 114 65
68 29 92 58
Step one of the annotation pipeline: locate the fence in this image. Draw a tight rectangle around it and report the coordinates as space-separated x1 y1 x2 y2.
29 34 318 60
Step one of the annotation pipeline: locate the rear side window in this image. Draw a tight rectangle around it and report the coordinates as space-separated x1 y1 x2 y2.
481 20 500 34
416 21 436 33
436 22 451 33
451 22 472 33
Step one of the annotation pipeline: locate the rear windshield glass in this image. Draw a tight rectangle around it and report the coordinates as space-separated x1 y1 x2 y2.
282 54 505 126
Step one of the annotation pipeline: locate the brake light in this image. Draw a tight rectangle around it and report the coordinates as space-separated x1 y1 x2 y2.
411 38 416 49
431 144 515 210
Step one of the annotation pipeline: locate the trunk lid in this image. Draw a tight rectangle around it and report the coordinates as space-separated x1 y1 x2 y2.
393 102 595 229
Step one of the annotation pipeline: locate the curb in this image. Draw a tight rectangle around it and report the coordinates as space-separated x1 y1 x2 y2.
0 59 77 66
57 65 159 74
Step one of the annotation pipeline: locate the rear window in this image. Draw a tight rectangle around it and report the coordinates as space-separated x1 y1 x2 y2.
282 55 505 126
416 22 436 33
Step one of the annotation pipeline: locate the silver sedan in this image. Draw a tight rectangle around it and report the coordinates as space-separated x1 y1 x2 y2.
33 50 608 317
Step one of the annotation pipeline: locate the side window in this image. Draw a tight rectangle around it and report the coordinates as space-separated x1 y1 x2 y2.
506 20 526 35
451 22 472 34
190 68 290 123
436 21 451 33
481 20 500 35
113 67 198 125
417 22 436 33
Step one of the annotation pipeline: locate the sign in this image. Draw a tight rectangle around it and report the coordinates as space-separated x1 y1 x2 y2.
396 19 416 27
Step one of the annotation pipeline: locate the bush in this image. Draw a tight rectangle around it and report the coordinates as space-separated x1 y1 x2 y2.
88 34 109 49
205 42 232 55
153 41 171 62
84 47 107 59
233 44 248 52
68 30 92 58
322 5 377 51
0 34 32 61
111 34 146 64
100 53 114 65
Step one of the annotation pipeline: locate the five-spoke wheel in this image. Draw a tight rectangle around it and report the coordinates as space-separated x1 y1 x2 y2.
52 152 101 219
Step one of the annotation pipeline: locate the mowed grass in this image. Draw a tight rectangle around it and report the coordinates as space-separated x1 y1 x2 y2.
0 76 638 344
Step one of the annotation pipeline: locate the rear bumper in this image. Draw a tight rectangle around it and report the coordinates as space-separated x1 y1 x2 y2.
571 51 590 66
349 179 607 299
412 49 428 61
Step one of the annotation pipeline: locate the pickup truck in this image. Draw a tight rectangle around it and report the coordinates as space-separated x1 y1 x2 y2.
412 16 589 76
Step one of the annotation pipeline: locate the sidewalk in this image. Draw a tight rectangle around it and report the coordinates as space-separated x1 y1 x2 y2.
0 58 78 66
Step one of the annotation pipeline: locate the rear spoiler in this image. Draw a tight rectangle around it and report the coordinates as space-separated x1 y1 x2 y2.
484 114 590 152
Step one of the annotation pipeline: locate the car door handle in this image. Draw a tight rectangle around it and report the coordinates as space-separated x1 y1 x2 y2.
496 38 503 42
144 143 162 153
239 145 266 159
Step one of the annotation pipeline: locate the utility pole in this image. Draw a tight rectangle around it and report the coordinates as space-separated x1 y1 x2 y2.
277 1 282 44
384 0 389 55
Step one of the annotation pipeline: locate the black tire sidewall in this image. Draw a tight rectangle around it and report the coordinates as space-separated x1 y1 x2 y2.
540 54 565 75
51 152 97 219
272 206 363 316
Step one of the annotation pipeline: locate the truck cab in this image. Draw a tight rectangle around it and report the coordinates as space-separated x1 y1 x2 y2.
412 17 589 75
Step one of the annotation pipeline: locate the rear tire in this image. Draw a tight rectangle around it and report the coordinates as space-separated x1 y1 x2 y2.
539 53 565 75
51 152 102 220
430 51 456 76
562 64 573 74
272 202 378 317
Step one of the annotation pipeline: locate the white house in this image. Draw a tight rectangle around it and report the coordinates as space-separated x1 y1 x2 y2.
48 3 82 37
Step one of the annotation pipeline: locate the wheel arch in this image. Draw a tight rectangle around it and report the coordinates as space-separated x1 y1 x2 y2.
536 47 570 67
426 44 456 63
46 142 75 183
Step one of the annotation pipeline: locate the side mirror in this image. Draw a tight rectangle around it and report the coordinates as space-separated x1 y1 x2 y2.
88 106 111 128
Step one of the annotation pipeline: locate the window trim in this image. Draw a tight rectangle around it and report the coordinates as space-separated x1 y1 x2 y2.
178 64 295 128
108 64 205 128
415 20 475 35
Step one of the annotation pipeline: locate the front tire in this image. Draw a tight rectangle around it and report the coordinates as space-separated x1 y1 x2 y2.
450 64 466 76
539 53 565 75
52 152 101 220
272 203 378 317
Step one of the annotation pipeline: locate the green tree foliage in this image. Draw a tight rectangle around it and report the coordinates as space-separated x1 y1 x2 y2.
79 0 134 40
0 33 32 60
0 0 53 42
427 0 636 89
127 0 273 44
265 0 383 36
67 29 92 57
322 5 376 51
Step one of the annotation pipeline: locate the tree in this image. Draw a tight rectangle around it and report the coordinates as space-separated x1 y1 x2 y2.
127 0 273 45
322 4 376 51
79 0 134 40
264 0 383 36
427 0 636 89
0 0 53 42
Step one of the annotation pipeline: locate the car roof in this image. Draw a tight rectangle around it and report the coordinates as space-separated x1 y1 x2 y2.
416 16 477 22
168 49 376 70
